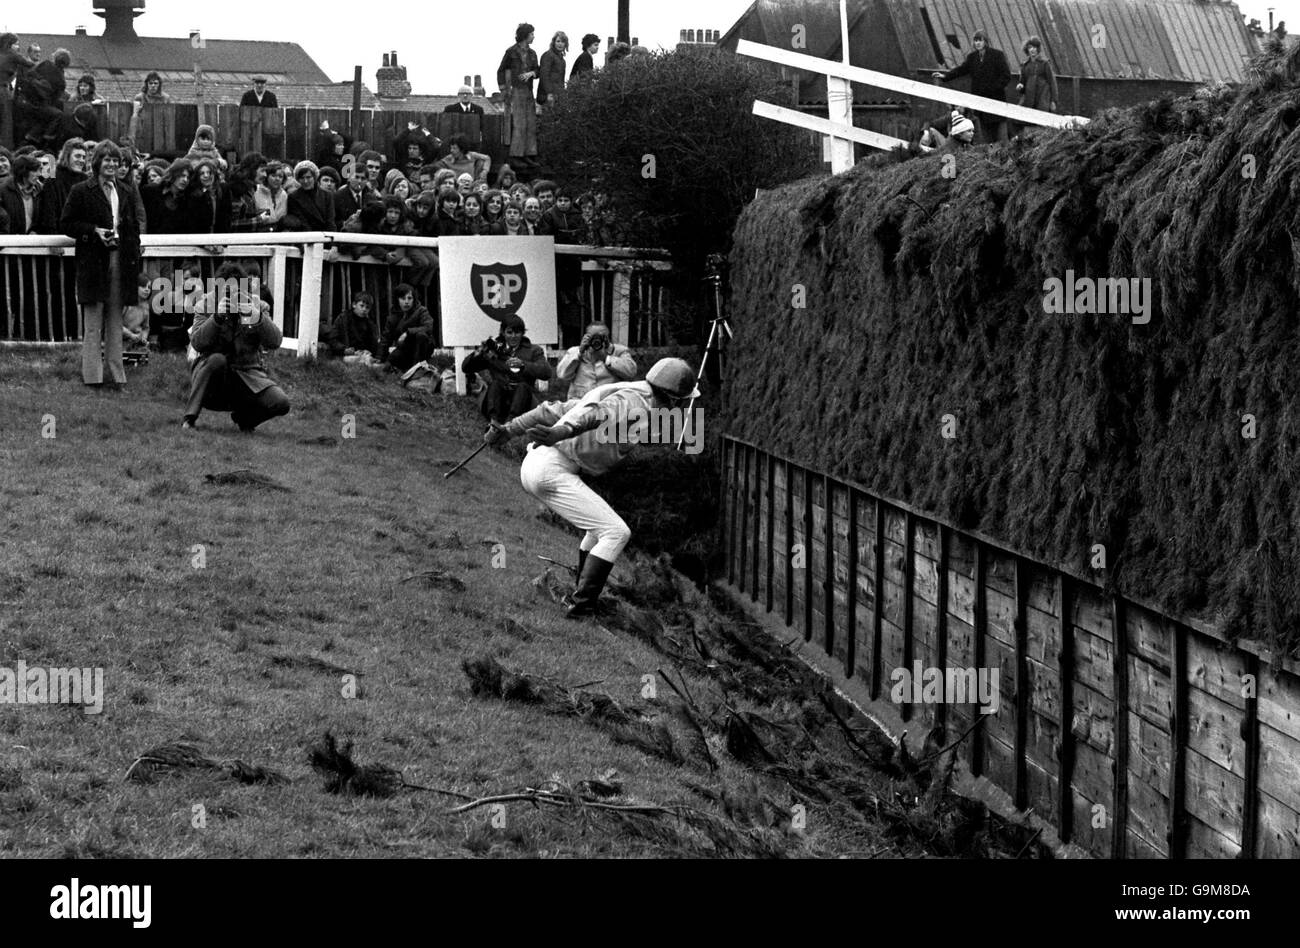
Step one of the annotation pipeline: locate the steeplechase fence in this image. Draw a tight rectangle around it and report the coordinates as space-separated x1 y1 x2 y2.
0 235 675 388
720 435 1300 859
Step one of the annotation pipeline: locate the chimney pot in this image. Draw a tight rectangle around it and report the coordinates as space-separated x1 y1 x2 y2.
75 24 88 36
391 50 398 66
382 53 390 67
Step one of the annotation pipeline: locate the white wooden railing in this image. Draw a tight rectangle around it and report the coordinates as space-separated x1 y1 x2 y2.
1 234 674 393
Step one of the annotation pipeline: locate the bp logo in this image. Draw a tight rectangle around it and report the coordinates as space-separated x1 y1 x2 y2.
471 262 529 320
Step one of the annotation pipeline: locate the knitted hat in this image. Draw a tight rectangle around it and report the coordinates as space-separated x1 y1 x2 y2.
950 112 975 141
294 159 320 180
318 166 341 185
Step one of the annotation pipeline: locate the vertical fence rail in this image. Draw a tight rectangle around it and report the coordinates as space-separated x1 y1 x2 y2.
1058 575 1076 844
1111 595 1130 858
716 436 1300 859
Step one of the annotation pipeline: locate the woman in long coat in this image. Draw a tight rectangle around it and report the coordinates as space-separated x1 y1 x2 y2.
538 32 568 109
62 141 143 387
1017 36 1058 113
497 23 540 164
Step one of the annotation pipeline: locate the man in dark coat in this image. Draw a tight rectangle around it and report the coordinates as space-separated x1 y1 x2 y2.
334 170 377 222
21 48 71 148
443 86 485 116
933 30 1012 143
461 314 553 424
240 78 278 108
61 141 142 387
185 273 290 432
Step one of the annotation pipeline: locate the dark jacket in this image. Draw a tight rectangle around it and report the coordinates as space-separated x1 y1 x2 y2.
334 184 378 222
141 182 192 234
443 102 485 116
435 207 466 237
383 304 436 348
325 308 383 358
538 49 566 103
538 206 580 244
240 90 279 108
25 60 67 107
941 47 1012 101
497 45 540 96
462 334 552 386
191 310 284 392
186 184 233 234
570 51 595 81
284 185 336 232
0 204 9 235
0 179 50 235
44 165 87 221
60 177 143 306
1019 57 1059 111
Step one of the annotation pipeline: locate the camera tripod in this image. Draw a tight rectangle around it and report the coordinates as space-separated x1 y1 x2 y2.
677 258 731 451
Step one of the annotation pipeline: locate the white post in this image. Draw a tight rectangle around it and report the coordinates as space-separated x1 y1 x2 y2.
827 0 854 173
267 245 289 330
611 263 631 347
454 347 470 396
297 240 324 358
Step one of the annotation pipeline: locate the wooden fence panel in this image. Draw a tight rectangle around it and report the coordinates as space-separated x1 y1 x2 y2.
717 435 1300 859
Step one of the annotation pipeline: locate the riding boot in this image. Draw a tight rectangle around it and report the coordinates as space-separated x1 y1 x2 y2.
577 548 588 577
565 554 614 619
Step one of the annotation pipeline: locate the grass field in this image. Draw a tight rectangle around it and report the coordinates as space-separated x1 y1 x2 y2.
0 347 1010 858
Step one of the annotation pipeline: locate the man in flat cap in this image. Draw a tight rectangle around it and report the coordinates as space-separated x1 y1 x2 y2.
241 78 278 108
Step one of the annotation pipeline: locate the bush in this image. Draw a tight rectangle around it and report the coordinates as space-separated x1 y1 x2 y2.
721 41 1300 652
540 49 820 335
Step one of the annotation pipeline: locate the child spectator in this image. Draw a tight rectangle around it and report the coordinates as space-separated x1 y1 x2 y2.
324 290 382 361
496 164 517 191
435 191 465 236
383 283 435 372
575 192 600 244
539 187 580 243
411 190 439 237
122 274 151 364
184 125 223 166
376 197 437 296
492 200 527 236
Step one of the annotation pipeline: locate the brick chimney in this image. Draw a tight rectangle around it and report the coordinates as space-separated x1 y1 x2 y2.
94 0 145 43
676 26 718 55
376 50 411 99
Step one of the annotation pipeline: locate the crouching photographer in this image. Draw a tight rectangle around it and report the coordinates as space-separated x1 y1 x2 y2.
461 314 552 425
183 286 290 432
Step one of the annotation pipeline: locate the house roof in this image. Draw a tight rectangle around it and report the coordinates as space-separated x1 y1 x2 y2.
19 33 332 83
722 0 1255 84
924 0 1252 82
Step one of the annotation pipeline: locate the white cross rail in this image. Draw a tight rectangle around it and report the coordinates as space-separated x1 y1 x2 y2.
737 39 1089 133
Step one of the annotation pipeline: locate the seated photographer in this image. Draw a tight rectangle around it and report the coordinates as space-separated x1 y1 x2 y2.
461 314 553 424
183 282 290 432
555 322 637 399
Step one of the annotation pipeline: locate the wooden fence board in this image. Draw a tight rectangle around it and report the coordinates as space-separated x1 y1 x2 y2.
716 437 1300 860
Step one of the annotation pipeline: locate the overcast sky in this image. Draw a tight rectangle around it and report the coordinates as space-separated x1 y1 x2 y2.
3 1 755 91
3 0 1292 92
